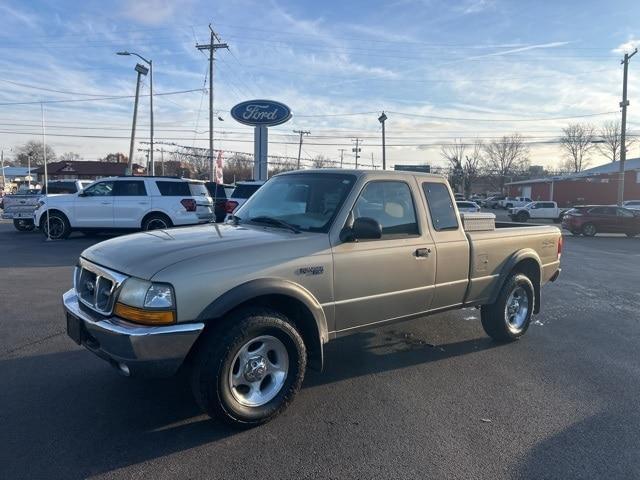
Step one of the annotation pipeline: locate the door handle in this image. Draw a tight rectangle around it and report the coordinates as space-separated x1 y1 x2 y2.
415 248 431 258
100 201 110 205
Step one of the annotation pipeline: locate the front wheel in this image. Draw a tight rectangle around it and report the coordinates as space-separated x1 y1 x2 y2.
13 219 35 232
40 212 71 239
582 223 597 237
516 212 529 223
481 273 534 341
190 308 307 428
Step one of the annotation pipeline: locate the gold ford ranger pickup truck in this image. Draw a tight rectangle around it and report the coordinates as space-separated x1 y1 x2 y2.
63 170 561 427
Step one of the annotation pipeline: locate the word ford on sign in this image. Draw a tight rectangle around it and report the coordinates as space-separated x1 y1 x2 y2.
230 99 292 127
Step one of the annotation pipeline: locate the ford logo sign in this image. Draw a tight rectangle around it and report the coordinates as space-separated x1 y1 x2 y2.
230 99 292 127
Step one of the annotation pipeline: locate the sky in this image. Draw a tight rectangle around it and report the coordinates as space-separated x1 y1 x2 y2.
0 0 638 171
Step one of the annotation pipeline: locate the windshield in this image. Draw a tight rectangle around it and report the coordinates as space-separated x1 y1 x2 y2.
235 173 356 233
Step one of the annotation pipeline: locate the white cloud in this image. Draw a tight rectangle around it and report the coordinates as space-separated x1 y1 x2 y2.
612 37 640 54
121 0 192 25
459 0 495 14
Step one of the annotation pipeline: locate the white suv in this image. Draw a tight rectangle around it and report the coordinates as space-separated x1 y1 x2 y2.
34 177 213 239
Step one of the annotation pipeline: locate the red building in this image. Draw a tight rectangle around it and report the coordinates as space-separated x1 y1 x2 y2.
506 158 640 207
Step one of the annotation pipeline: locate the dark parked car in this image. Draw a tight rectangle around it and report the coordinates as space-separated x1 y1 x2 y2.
562 205 640 237
205 182 235 222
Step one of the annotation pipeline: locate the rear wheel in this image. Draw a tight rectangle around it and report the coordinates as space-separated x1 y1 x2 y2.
190 307 307 428
481 273 534 341
516 212 529 223
582 223 597 237
13 219 35 232
142 213 172 231
40 212 71 239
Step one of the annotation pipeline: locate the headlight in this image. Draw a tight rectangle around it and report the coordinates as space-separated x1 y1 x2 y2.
114 278 176 325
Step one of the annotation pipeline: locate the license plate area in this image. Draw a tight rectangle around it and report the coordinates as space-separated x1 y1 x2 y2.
66 312 84 345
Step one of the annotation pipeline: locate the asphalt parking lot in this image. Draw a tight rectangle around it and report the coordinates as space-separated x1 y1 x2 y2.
1 219 639 479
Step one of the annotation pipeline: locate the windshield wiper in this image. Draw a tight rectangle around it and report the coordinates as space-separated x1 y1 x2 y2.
249 216 301 233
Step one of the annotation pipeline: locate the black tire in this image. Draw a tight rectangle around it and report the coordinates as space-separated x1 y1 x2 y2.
481 273 535 342
582 222 597 237
516 212 529 223
626 232 638 238
190 307 307 428
40 211 71 239
142 213 173 231
13 219 35 232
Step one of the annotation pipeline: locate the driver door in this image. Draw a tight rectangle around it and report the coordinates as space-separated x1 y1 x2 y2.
74 180 114 228
332 180 436 333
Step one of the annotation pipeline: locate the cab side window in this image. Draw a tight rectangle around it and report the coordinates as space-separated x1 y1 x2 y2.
352 181 419 238
422 182 459 231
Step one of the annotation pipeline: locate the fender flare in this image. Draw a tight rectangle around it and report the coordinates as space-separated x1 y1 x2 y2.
196 278 328 369
489 249 542 313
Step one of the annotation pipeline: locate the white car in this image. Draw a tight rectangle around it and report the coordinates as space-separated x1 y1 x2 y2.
456 200 481 213
502 196 532 209
34 176 214 239
509 201 565 223
623 200 640 211
225 180 265 217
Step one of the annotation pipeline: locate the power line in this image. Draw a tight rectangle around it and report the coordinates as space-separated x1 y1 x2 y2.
0 88 205 106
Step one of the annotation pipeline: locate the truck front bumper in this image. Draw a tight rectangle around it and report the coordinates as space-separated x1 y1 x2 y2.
62 289 204 377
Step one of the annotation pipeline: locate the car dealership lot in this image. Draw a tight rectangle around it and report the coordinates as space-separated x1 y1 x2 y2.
1 221 639 479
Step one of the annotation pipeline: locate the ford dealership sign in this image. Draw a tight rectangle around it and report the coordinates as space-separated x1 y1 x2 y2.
230 99 292 127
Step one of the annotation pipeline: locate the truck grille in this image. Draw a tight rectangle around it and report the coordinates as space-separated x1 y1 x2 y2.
75 260 128 315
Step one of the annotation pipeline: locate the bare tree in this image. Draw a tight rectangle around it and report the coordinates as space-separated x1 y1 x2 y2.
223 153 253 183
482 134 530 192
59 152 82 162
463 140 483 196
101 152 128 163
559 123 596 172
596 120 636 163
311 154 330 169
14 140 56 166
269 157 297 176
440 139 466 192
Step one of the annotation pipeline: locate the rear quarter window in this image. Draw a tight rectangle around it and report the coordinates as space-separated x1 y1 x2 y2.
188 182 210 197
156 181 190 196
423 182 459 231
232 184 261 199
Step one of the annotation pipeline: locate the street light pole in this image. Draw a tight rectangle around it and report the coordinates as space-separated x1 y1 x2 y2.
126 64 148 175
117 51 153 175
378 112 387 170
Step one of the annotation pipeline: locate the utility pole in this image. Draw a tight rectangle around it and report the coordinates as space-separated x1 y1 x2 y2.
294 130 310 169
352 138 362 169
338 148 345 168
371 152 375 170
1 149 5 191
196 24 228 181
378 111 387 170
618 48 637 206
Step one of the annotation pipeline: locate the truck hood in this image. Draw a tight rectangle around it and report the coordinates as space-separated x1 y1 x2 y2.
81 223 317 279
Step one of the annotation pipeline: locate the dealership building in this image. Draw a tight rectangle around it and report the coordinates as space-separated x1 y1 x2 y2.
506 158 640 207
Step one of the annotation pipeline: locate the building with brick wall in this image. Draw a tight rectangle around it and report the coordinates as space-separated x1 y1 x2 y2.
506 158 640 207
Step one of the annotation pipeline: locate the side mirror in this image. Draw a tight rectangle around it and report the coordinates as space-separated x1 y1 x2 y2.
340 217 382 242
78 191 87 197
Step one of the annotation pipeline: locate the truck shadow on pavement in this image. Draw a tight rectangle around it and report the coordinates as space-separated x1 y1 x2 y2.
0 330 500 479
